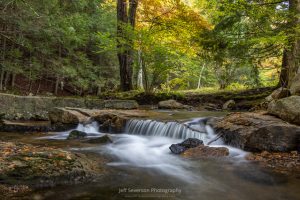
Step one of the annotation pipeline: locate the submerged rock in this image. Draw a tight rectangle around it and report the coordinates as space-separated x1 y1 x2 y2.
246 151 300 175
214 112 300 152
268 96 300 125
158 99 185 109
169 138 203 154
67 130 88 140
182 145 229 159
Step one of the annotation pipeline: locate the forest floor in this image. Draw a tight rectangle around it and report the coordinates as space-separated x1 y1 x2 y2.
98 86 276 110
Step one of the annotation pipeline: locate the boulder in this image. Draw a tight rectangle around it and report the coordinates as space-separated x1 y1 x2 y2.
49 108 89 124
158 99 185 109
214 112 300 152
169 144 187 154
290 73 300 95
0 142 104 189
265 87 290 102
180 138 204 148
95 114 127 133
182 145 229 159
67 130 88 140
268 96 300 125
0 93 139 120
169 138 203 154
222 100 236 110
84 135 113 144
0 120 55 133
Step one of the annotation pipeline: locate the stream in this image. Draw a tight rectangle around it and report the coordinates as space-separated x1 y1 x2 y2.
5 111 300 200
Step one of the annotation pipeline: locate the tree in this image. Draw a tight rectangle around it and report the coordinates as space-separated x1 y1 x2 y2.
280 0 300 89
117 0 138 91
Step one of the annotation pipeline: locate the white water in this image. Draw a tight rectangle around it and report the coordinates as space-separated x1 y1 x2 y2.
104 135 200 182
126 118 217 144
40 121 102 140
41 117 247 181
101 118 247 182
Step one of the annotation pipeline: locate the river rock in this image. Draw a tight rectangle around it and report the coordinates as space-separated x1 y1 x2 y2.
246 151 300 175
268 96 300 125
169 138 203 154
222 100 236 110
182 145 229 159
0 142 104 189
158 99 185 109
169 144 187 154
265 87 290 102
214 112 300 152
290 73 300 95
0 93 139 120
180 138 204 148
67 130 88 140
49 107 89 124
0 120 51 132
96 114 127 133
84 135 113 144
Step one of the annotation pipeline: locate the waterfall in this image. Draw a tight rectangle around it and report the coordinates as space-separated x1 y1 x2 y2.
125 119 211 141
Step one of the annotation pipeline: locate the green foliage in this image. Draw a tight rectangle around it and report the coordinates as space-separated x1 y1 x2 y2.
0 0 290 95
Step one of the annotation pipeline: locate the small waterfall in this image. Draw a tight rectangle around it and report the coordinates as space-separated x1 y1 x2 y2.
76 121 100 134
125 119 210 141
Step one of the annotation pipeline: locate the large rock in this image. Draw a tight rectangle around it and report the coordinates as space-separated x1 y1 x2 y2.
182 145 229 159
169 138 203 154
49 107 90 124
268 96 300 125
290 73 300 95
67 130 88 140
0 120 51 132
0 93 138 120
0 142 104 189
222 100 236 110
84 135 113 144
214 112 300 152
265 87 290 102
158 99 185 109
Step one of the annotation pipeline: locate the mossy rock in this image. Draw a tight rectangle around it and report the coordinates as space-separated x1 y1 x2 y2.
67 130 88 140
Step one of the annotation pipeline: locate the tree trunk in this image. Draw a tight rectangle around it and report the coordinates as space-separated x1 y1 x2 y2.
197 64 206 89
281 0 300 89
117 0 138 91
36 79 41 95
279 49 290 87
137 50 144 89
1 25 7 91
0 69 4 91
4 71 10 89
11 73 16 88
54 76 59 95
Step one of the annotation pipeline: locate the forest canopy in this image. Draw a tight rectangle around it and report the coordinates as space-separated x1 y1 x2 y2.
0 0 298 95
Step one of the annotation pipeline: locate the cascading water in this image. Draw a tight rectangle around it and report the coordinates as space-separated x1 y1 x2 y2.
125 118 218 144
40 121 101 140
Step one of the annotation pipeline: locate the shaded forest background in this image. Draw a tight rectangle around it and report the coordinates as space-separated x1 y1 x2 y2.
0 0 298 96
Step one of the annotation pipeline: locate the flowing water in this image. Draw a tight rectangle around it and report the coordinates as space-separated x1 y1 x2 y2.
19 111 300 199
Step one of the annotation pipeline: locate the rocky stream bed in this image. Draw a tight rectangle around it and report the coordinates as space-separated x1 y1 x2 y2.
0 93 299 199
